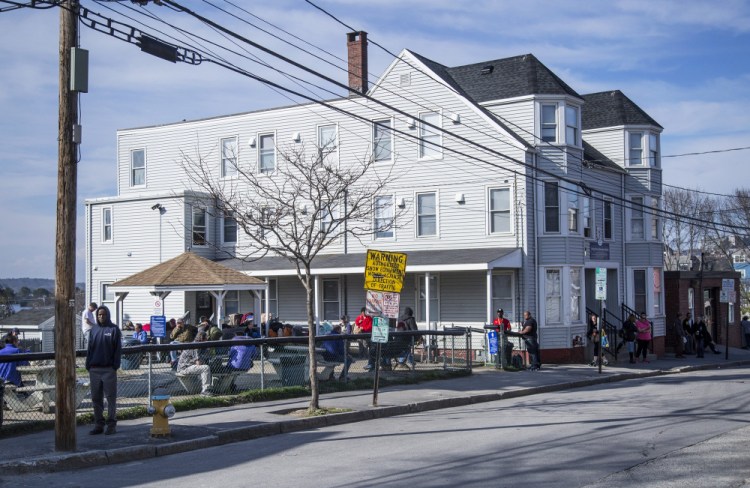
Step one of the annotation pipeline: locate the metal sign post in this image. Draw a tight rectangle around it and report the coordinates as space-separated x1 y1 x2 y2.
595 268 607 374
720 280 735 361
371 317 389 406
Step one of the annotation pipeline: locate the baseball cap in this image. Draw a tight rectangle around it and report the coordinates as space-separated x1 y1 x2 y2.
496 309 503 314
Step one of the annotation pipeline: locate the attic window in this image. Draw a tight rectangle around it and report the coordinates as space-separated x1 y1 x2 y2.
480 65 494 75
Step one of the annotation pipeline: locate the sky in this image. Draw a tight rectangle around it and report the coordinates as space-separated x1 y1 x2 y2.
1 0 749 280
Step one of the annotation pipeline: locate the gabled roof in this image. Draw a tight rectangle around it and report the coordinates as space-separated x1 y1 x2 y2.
582 90 662 130
111 252 265 288
582 141 625 173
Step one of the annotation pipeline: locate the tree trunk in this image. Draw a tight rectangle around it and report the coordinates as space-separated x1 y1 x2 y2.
304 269 319 411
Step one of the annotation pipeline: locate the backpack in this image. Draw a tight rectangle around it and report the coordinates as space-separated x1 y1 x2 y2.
511 354 523 369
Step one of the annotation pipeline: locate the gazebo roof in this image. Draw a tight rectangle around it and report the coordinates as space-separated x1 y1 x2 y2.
110 252 266 291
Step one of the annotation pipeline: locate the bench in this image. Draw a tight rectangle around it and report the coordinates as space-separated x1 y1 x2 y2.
3 381 88 413
269 346 344 384
175 371 240 395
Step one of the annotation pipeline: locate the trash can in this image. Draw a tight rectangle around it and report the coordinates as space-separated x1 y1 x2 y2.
278 355 306 386
121 338 142 370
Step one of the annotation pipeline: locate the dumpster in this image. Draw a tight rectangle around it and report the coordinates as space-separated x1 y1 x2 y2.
278 355 306 386
121 338 142 370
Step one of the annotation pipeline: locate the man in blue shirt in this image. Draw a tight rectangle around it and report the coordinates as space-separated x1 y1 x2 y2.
0 336 29 386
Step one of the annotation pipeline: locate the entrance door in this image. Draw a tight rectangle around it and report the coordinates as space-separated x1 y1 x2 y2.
196 291 213 322
584 268 619 318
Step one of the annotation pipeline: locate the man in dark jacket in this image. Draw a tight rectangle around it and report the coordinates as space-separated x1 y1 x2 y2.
520 311 541 371
85 305 122 435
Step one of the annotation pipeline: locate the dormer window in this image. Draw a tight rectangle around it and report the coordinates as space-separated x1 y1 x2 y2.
565 106 579 145
629 132 644 165
649 133 659 167
541 105 557 142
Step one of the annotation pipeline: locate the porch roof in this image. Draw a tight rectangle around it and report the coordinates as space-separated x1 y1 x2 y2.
110 252 267 293
218 248 522 277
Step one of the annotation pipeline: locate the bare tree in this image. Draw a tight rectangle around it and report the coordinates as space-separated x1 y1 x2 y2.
181 139 403 411
662 188 710 270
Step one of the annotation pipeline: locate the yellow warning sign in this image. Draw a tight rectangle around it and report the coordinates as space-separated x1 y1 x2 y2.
364 249 407 293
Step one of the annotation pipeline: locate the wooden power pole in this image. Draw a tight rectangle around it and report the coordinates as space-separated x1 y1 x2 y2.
55 0 79 451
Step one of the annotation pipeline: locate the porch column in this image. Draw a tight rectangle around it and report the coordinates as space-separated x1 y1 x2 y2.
314 275 320 328
425 272 432 329
486 270 493 325
265 276 271 334
114 292 128 329
209 290 227 325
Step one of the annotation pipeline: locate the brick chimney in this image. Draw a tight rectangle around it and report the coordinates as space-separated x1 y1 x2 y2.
347 31 368 95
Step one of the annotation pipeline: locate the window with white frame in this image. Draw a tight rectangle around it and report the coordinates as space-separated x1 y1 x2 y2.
221 136 238 178
192 207 207 246
318 125 338 166
545 269 561 323
544 182 560 233
131 149 145 187
653 268 662 315
634 269 647 314
570 268 582 322
418 274 439 322
565 106 579 145
651 197 660 240
417 192 436 237
223 210 237 244
489 188 511 233
101 282 114 310
629 132 643 165
419 112 441 159
373 119 393 162
649 133 659 167
259 207 274 241
224 291 240 316
261 279 278 318
322 279 340 321
604 200 613 239
541 105 557 142
374 195 394 239
102 207 112 243
568 187 579 233
583 197 592 238
259 133 275 173
492 273 513 318
631 197 644 240
734 254 746 264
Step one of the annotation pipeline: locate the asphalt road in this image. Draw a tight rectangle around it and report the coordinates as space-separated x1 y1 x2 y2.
4 367 749 488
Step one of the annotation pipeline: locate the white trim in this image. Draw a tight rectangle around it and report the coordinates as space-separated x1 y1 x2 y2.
316 123 339 168
101 206 113 244
486 185 514 235
418 110 443 160
415 190 438 238
130 148 146 188
220 135 239 179
373 194 396 240
372 117 394 163
257 131 277 174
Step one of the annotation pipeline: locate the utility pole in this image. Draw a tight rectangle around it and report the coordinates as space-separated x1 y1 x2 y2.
55 0 79 452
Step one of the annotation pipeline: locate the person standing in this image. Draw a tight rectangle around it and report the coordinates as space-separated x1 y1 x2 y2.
81 302 97 349
85 305 122 435
621 314 638 364
682 312 695 355
586 313 607 366
355 307 374 368
673 312 686 358
693 317 709 358
741 316 750 350
635 313 652 363
520 311 541 371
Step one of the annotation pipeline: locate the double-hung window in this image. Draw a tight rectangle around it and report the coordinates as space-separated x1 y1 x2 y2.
259 134 275 173
322 279 340 321
604 200 613 239
570 267 582 322
544 182 560 233
565 106 579 145
224 291 240 316
374 196 394 239
192 207 207 246
489 188 511 233
131 149 145 187
545 269 561 323
223 210 237 244
649 133 659 167
541 105 557 142
320 202 337 233
318 125 338 166
629 132 643 165
418 275 439 322
634 270 647 314
582 197 592 238
417 192 436 237
419 112 441 159
492 273 513 318
102 207 112 243
373 119 393 162
568 187 579 233
261 279 278 318
221 137 238 178
651 197 660 240
653 268 662 315
631 197 644 240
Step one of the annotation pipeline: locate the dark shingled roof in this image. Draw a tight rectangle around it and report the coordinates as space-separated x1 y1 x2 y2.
582 90 662 130
443 53 581 102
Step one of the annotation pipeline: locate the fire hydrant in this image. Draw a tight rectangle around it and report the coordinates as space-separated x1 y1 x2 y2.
148 387 175 437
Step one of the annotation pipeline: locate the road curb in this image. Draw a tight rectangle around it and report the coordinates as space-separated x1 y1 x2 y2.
5 362 748 473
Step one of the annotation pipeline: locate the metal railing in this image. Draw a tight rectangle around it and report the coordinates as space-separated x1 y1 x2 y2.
0 329 470 432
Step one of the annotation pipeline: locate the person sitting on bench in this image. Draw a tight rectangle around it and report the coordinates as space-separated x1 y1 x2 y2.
0 336 29 387
177 332 214 396
322 324 352 381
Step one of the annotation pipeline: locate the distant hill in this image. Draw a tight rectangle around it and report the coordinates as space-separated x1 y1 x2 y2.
0 278 85 293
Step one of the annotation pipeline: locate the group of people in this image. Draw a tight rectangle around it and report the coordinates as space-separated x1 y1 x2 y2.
673 312 722 359
587 312 653 366
491 309 541 371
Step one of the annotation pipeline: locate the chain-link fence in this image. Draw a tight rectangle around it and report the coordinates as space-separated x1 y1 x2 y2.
0 329 471 431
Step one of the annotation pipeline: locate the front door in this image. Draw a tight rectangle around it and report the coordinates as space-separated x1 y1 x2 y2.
196 291 213 322
585 268 619 318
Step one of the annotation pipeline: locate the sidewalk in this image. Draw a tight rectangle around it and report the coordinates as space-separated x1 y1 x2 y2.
2 348 749 474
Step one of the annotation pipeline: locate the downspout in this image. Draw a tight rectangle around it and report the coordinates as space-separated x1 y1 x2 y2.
621 172 626 308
